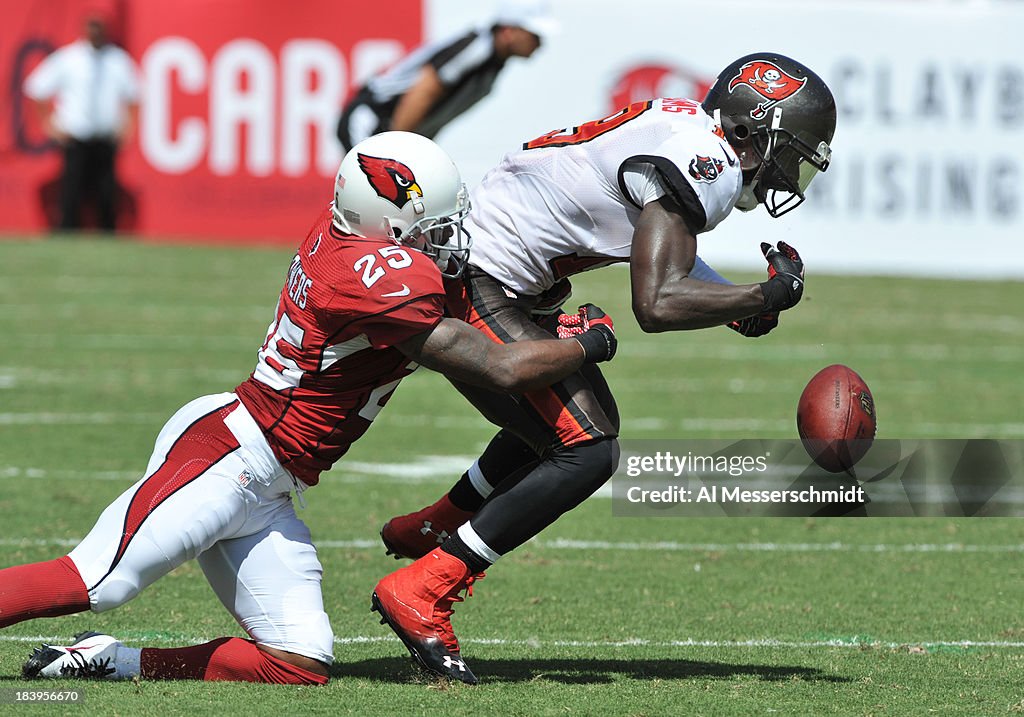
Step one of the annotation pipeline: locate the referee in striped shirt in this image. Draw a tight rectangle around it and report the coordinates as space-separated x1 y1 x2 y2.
337 0 558 153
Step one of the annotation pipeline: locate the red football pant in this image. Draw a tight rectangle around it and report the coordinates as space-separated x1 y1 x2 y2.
0 556 91 628
141 637 328 685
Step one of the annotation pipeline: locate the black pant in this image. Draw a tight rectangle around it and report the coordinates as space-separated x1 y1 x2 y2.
336 87 387 154
442 268 622 555
59 138 118 232
444 268 619 457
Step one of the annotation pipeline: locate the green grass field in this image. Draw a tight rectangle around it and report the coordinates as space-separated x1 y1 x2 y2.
0 237 1022 716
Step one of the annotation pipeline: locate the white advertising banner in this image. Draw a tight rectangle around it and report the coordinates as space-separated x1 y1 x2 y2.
426 0 1024 278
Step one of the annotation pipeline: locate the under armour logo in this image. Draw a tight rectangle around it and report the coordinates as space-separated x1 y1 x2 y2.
419 521 450 545
442 655 466 671
792 279 801 291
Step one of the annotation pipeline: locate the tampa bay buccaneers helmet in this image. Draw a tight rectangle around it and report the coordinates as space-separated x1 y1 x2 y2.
332 131 472 277
702 52 835 217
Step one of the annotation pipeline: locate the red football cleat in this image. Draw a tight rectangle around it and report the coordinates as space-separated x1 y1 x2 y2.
380 495 474 560
371 548 483 684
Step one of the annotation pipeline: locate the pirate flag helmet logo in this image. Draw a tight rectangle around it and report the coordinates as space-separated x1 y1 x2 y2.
727 60 807 120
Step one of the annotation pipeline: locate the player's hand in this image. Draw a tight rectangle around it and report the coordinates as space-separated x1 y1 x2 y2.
728 312 779 337
558 304 617 363
759 241 804 312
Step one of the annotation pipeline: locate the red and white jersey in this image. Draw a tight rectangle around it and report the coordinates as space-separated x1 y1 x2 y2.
467 98 743 295
235 207 445 486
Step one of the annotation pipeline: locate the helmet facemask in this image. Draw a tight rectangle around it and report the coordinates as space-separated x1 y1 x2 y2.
722 107 831 218
748 108 832 217
398 183 472 278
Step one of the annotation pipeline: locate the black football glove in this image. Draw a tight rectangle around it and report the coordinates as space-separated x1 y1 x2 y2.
728 312 779 337
758 241 804 312
557 303 617 363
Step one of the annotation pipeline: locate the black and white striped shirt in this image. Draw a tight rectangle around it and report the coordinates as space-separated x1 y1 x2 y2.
338 26 506 149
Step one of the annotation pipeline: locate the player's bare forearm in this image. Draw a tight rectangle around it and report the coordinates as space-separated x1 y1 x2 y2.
398 318 586 393
630 197 763 332
389 66 444 132
633 274 763 332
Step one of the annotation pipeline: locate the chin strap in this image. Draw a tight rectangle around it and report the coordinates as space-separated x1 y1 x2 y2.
734 185 759 212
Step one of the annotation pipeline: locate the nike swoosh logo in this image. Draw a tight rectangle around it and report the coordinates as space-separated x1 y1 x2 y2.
66 643 101 653
720 143 737 167
381 284 411 298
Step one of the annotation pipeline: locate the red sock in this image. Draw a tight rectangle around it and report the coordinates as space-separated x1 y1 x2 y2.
428 494 475 526
0 556 91 628
141 637 328 685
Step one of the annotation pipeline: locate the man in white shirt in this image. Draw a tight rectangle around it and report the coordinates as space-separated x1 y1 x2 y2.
23 12 140 232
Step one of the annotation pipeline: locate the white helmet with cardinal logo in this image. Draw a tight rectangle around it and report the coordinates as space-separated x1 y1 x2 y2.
332 131 472 277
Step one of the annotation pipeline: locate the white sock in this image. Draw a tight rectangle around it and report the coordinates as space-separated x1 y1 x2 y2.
467 460 494 499
457 522 502 564
113 645 142 679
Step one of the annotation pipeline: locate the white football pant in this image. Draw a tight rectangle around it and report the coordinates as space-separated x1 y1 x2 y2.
67 393 334 664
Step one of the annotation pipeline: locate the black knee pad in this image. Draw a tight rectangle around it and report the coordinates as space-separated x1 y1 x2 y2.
552 436 620 501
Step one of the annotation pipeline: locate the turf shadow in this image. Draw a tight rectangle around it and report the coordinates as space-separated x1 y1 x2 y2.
333 656 852 685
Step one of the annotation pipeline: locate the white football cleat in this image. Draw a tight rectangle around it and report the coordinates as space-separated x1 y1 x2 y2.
23 631 132 680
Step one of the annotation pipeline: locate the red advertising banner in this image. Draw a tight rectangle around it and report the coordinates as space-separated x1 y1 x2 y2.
1 0 422 242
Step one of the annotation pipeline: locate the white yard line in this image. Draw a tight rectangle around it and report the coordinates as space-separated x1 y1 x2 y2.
534 539 1024 553
2 412 1022 438
0 367 243 388
0 413 165 425
0 633 1021 650
0 455 479 483
3 537 1024 554
5 334 1022 362
618 343 1023 363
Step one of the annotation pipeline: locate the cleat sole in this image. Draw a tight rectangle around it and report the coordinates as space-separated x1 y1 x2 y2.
379 523 419 561
370 592 478 685
22 645 63 679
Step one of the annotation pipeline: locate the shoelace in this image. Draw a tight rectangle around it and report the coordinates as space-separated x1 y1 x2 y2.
433 571 486 652
60 650 115 679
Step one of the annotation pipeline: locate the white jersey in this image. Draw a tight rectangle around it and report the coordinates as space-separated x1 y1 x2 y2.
23 40 139 141
466 98 743 295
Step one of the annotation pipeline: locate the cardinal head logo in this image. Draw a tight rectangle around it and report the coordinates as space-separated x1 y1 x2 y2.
357 154 423 209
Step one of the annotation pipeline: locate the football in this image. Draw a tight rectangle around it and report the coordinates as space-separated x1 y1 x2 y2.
796 364 877 473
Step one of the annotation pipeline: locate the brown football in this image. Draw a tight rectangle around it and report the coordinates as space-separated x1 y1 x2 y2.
797 364 877 473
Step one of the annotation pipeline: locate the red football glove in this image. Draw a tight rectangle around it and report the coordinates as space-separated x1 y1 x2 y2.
557 304 617 363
